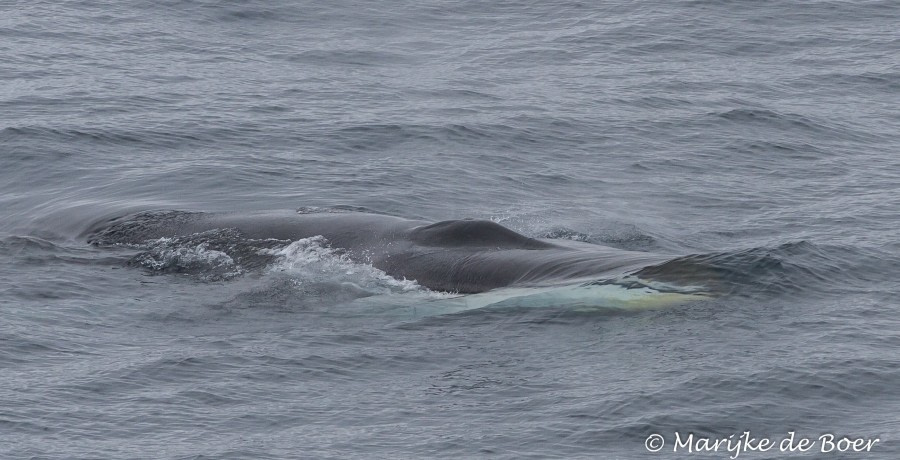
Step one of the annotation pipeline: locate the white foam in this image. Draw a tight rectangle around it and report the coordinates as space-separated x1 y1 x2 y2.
261 236 425 295
135 238 243 279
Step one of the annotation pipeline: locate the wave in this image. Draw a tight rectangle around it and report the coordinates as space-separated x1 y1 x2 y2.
0 123 271 151
714 109 840 134
324 120 594 155
0 126 144 146
278 49 411 67
538 224 659 252
635 240 870 299
0 235 121 267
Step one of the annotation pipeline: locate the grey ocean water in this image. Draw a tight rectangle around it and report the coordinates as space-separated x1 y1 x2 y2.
2 0 899 458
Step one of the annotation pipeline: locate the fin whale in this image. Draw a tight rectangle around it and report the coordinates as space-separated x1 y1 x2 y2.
85 210 699 294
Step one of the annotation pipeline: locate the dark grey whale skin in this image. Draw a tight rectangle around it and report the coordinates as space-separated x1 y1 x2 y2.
85 210 673 293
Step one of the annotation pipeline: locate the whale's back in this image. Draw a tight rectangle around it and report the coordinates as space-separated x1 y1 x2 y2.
410 219 553 249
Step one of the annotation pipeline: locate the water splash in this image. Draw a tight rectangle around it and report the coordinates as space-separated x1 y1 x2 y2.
133 237 243 281
262 236 423 295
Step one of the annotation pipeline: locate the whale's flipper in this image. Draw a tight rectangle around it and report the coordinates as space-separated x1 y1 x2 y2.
393 277 715 318
459 277 714 313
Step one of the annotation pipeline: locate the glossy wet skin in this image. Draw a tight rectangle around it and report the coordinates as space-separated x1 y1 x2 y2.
85 210 673 293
